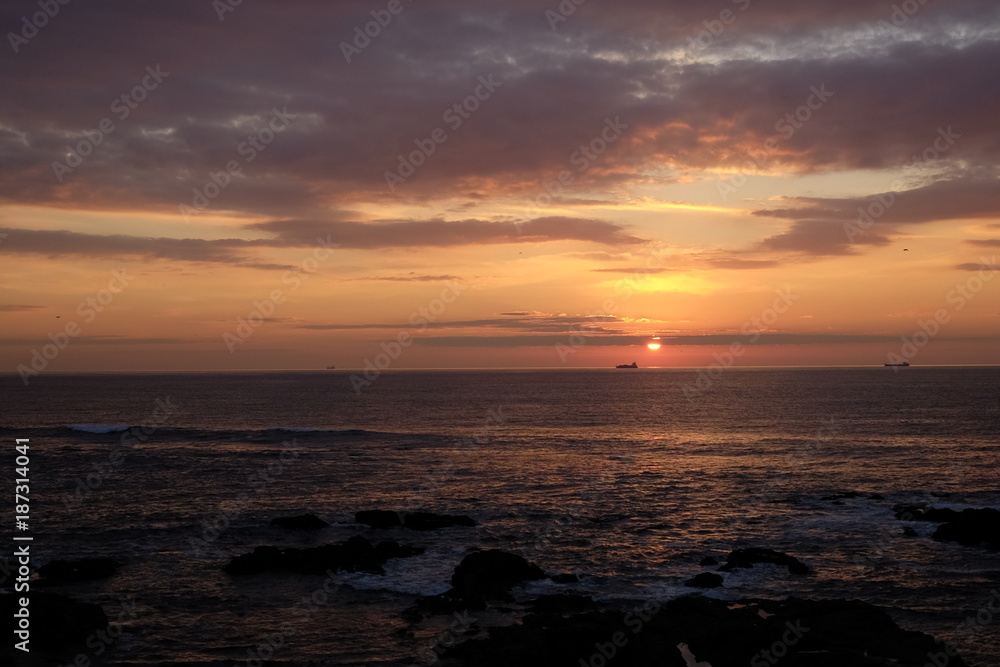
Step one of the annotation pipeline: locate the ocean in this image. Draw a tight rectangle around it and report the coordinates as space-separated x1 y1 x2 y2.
2 367 999 665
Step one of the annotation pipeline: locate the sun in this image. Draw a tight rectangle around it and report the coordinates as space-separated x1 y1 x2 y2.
647 338 661 351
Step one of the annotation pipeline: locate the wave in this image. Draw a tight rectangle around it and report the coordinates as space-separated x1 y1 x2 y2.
67 424 132 434
0 425 451 445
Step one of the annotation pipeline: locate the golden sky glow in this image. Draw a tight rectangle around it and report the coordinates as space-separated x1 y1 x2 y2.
2 1 998 374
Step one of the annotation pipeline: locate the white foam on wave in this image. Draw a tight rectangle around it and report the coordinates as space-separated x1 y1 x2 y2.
339 550 457 597
67 424 131 434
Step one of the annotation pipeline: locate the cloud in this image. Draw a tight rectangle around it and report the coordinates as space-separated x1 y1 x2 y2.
754 176 1000 226
347 275 463 282
0 304 44 312
251 217 647 248
410 332 987 347
955 260 1000 272
759 220 891 256
0 216 643 265
0 335 209 347
297 314 624 334
591 267 677 274
0 227 257 263
1 1 997 214
705 258 781 270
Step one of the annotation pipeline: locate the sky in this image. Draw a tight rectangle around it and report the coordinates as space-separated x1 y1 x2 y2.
1 0 999 374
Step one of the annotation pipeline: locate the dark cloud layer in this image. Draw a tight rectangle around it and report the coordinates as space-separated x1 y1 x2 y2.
1 0 997 219
0 215 644 263
411 333 970 347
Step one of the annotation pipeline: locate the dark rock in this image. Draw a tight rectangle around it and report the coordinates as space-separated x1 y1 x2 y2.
903 526 919 537
822 491 863 501
869 493 885 500
355 509 403 528
450 549 546 601
528 594 597 615
685 572 724 588
404 511 477 531
225 545 286 575
932 508 1000 550
893 503 957 522
894 505 1000 550
225 535 423 576
550 573 580 584
374 539 426 562
699 556 719 566
36 557 120 586
719 548 810 575
354 509 476 531
270 514 330 530
1 592 108 663
438 595 968 667
404 592 485 622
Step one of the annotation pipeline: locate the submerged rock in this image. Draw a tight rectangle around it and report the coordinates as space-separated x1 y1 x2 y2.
406 549 547 617
355 509 404 528
374 539 426 562
225 535 424 576
895 504 1000 550
529 593 599 615
685 572 723 588
36 557 120 586
354 509 476 531
932 509 1000 550
823 491 884 502
719 548 810 575
450 549 546 601
270 514 330 530
438 595 968 667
